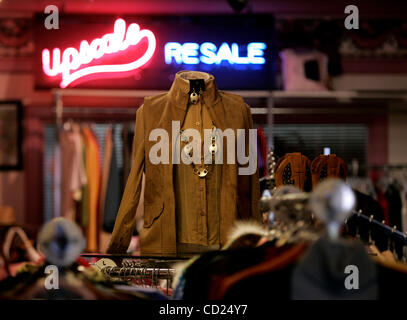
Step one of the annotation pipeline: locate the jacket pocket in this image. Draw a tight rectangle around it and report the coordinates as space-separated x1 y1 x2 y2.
143 201 164 228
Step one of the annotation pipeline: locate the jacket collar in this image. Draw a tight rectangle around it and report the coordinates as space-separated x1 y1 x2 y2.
167 71 220 110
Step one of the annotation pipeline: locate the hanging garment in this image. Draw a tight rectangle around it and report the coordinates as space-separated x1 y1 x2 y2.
376 187 390 225
345 191 388 253
53 143 61 218
80 132 90 229
103 128 122 233
107 70 261 256
275 152 312 192
98 125 115 252
122 123 134 187
99 126 113 227
257 127 268 177
82 126 102 253
385 183 403 231
391 174 407 233
385 183 403 258
59 130 76 220
71 124 88 200
257 135 265 178
346 176 377 199
311 154 348 188
71 124 88 226
60 126 88 221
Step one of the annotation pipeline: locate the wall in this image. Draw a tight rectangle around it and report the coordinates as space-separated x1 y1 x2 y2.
0 72 51 231
388 113 407 164
333 74 407 166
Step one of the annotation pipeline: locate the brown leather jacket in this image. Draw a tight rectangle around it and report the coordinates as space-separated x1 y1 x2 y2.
107 71 260 256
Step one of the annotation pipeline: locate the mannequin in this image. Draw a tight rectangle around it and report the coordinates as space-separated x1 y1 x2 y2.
107 70 260 257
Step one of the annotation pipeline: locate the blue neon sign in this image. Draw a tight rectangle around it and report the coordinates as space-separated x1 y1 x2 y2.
164 42 267 65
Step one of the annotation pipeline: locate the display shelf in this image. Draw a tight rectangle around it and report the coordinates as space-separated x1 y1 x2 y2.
52 88 271 99
51 89 407 150
270 90 407 101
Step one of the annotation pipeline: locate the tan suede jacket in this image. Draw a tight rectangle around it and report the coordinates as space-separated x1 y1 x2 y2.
107 71 260 256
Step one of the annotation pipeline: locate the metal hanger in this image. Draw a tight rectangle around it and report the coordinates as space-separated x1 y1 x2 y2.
368 214 375 246
392 226 398 259
355 210 362 239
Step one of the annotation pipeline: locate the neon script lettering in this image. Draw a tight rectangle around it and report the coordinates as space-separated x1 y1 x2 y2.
42 19 156 88
164 42 267 65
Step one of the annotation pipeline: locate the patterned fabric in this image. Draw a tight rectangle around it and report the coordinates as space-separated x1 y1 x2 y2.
275 153 312 192
311 154 348 189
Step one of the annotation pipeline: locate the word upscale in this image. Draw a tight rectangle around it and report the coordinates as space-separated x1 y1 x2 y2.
42 18 156 88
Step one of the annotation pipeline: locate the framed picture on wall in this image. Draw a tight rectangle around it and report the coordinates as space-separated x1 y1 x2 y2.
0 101 22 170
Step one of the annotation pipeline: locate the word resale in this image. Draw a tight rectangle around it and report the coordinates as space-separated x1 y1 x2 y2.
165 42 267 65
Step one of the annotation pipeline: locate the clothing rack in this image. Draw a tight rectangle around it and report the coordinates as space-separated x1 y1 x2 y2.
348 162 407 171
101 266 174 280
80 253 188 260
347 162 407 177
347 210 407 245
82 254 185 296
367 164 407 170
55 107 139 115
101 265 174 296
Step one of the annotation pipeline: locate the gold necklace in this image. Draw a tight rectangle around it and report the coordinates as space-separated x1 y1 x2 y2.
180 126 218 178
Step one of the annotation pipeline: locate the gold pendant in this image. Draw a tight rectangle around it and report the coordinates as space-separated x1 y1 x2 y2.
209 144 217 154
183 144 192 157
195 168 208 178
190 92 199 104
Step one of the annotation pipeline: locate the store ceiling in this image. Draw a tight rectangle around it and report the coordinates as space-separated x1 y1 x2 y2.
0 0 406 18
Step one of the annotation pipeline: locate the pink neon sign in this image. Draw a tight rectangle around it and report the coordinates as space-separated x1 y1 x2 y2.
42 18 156 88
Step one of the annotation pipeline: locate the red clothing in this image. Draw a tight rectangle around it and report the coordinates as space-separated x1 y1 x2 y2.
257 127 268 177
376 188 390 225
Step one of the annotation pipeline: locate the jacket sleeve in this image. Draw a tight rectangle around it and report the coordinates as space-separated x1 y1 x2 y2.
237 103 261 222
106 105 145 253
